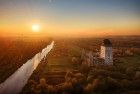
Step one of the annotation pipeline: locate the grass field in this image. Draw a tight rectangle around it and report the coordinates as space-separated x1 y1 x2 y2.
47 56 73 72
117 54 140 69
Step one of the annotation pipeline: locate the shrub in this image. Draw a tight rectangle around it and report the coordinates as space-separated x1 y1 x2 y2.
80 62 90 75
128 79 140 90
106 76 121 90
126 67 135 78
65 71 75 82
36 78 48 94
63 82 73 94
121 79 131 89
92 78 107 92
84 83 93 94
135 71 140 79
74 73 86 84
47 85 55 94
109 71 127 79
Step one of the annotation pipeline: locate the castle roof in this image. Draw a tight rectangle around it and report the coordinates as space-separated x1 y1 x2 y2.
102 39 112 47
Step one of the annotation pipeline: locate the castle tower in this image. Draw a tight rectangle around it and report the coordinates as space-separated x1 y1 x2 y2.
100 39 113 65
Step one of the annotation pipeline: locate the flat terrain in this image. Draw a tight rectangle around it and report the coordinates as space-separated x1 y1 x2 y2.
0 36 140 94
118 54 140 69
0 37 51 83
26 36 140 85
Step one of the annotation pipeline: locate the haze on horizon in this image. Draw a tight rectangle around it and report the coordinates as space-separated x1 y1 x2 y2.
0 0 140 37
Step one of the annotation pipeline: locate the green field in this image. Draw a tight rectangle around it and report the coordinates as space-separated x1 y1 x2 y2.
47 57 73 72
117 54 140 69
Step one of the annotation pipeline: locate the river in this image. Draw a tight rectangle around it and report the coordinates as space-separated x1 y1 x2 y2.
0 41 54 94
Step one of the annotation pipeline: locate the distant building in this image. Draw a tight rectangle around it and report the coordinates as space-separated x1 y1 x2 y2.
100 39 113 65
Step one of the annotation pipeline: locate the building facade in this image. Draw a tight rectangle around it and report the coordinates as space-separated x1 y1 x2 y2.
100 39 113 65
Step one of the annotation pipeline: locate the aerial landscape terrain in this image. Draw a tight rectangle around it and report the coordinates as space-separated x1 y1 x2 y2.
0 36 140 94
0 0 140 94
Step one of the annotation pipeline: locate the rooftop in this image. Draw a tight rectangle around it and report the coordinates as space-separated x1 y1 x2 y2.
102 39 112 47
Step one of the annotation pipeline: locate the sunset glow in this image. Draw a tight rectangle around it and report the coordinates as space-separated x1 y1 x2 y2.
0 1 140 93
0 0 139 37
32 24 40 32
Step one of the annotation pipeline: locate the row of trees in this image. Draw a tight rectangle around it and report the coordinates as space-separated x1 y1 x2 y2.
23 64 140 94
0 37 50 83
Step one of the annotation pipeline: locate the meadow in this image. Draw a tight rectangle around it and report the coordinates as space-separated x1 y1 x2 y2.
0 36 140 94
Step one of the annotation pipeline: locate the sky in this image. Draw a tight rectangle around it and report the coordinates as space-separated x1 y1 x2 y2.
0 0 140 37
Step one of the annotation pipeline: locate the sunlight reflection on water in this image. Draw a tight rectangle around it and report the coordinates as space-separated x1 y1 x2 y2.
0 41 54 94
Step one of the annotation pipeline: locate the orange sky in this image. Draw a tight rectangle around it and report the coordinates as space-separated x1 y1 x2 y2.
0 20 139 38
0 0 140 37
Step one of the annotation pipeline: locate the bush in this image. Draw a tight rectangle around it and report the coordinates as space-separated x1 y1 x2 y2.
106 76 121 90
126 67 135 78
36 78 48 94
109 71 127 79
135 71 140 79
47 85 55 94
80 62 90 75
121 79 131 89
84 83 93 94
128 80 140 90
65 71 75 82
92 78 107 92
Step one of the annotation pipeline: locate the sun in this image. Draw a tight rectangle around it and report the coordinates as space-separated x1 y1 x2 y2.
32 24 40 32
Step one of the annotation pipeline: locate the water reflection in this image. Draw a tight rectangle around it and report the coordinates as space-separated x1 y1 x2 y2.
0 41 54 94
